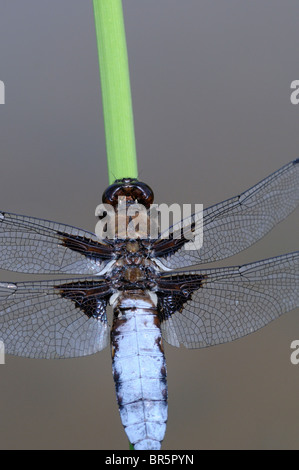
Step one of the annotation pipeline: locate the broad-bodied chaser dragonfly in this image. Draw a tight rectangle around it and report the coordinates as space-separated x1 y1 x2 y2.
0 160 298 449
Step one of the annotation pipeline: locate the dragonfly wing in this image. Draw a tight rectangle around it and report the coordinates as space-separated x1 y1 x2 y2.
0 277 112 358
152 159 299 269
156 252 299 348
0 211 114 274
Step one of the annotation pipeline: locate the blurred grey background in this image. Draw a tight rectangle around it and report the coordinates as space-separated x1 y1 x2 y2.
0 0 299 450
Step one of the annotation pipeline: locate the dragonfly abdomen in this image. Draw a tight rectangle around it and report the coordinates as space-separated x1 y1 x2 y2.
110 291 168 450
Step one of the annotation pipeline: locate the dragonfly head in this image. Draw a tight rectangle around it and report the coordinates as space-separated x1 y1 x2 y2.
102 178 154 209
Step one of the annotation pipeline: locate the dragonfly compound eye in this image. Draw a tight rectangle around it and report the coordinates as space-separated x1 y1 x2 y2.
102 178 154 209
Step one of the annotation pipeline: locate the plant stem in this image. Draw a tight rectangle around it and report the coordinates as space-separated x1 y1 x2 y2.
93 0 138 184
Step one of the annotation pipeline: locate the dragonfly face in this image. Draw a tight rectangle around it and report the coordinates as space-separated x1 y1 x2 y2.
0 160 298 449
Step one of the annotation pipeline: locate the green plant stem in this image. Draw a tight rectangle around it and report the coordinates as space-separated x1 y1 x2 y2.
93 0 138 184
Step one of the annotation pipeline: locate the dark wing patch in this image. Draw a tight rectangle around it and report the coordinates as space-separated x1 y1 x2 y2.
56 279 112 319
157 252 299 348
151 221 196 259
58 231 114 260
156 273 206 319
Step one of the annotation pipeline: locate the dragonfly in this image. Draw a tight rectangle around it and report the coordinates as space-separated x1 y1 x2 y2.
0 159 298 450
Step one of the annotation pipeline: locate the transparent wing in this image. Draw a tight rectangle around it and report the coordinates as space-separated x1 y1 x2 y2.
0 211 114 274
158 252 299 348
0 277 111 358
153 159 299 269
